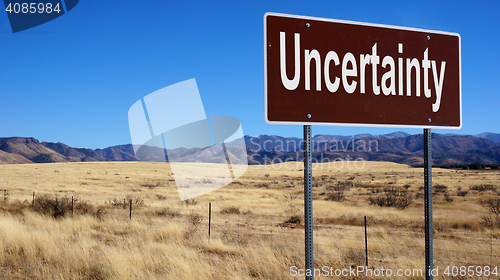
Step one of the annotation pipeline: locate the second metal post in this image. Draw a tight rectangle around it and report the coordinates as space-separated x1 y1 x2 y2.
304 125 313 280
424 128 433 279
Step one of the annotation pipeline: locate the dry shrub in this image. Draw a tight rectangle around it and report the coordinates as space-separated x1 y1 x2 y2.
181 198 198 206
324 181 352 202
33 195 69 218
106 198 125 208
471 184 497 192
156 206 180 218
316 214 366 226
444 191 453 203
32 195 93 218
220 206 240 214
259 182 270 188
0 199 30 215
360 183 386 190
284 215 301 224
325 191 346 202
367 187 413 209
106 196 144 209
94 208 105 221
480 215 500 228
451 221 481 231
141 184 156 189
479 198 500 216
155 194 167 200
434 184 448 193
283 193 300 215
72 198 94 215
188 212 203 226
457 190 469 197
338 214 361 226
184 212 203 239
328 180 354 191
343 248 365 266
127 195 144 206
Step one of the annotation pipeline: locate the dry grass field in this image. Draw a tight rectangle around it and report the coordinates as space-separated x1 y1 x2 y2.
0 161 500 279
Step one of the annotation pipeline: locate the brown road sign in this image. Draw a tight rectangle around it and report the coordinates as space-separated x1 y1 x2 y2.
264 13 461 129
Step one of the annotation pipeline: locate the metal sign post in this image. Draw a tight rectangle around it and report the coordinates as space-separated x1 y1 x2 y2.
303 125 314 280
424 128 433 279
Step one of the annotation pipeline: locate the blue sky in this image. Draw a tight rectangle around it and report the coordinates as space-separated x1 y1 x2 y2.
1 1 499 149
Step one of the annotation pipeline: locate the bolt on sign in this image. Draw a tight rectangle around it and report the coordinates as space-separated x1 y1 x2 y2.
264 13 461 128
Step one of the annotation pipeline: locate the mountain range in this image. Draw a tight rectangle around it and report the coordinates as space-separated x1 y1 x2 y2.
0 132 499 166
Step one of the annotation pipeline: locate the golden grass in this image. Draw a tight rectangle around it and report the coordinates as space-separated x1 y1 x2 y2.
0 161 499 279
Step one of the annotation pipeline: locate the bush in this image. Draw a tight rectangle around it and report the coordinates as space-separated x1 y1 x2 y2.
33 195 93 218
284 215 301 224
156 194 167 200
259 182 270 188
471 184 497 192
335 180 354 191
444 192 453 203
338 214 360 226
184 212 203 239
283 193 300 215
469 162 482 170
220 206 240 214
325 191 346 202
156 207 180 217
367 187 413 209
0 199 30 215
480 198 500 216
188 212 203 226
181 198 198 206
343 249 365 266
480 215 500 228
434 184 448 193
457 190 469 197
107 196 144 209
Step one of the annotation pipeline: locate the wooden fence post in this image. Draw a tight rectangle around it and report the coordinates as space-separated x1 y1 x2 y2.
365 216 368 267
129 199 132 220
208 202 212 241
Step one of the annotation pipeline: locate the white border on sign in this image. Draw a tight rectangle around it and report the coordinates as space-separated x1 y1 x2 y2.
263 12 462 130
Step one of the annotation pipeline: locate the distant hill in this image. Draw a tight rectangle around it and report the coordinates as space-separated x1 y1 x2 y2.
243 133 499 166
463 145 500 163
0 132 498 166
380 131 411 139
41 142 105 162
94 145 138 161
0 137 66 163
358 134 498 154
476 132 500 143
0 149 32 164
